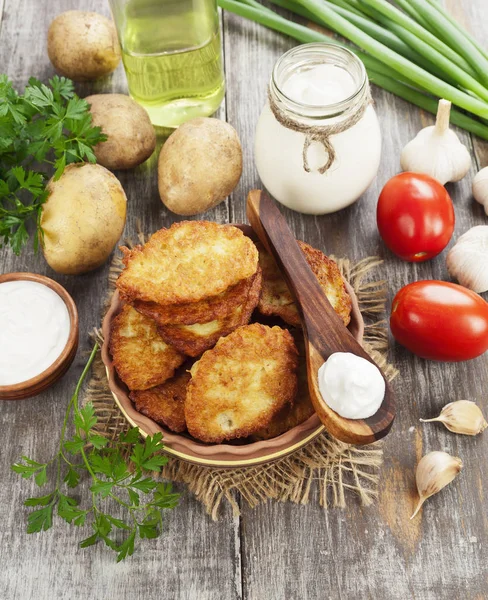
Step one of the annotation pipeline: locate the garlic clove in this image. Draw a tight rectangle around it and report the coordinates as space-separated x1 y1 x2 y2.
411 451 463 519
420 400 488 435
473 167 488 216
400 99 471 185
446 225 488 293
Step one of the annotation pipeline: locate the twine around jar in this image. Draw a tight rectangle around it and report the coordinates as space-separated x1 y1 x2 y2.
267 85 372 175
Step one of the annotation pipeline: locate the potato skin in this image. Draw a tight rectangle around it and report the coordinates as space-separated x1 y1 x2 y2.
86 94 156 170
47 11 120 82
41 163 127 275
158 118 243 216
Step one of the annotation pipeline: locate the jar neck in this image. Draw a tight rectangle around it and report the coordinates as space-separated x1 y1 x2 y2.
269 43 369 124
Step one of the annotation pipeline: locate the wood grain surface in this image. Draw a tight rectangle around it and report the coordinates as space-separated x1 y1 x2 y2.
0 1 487 599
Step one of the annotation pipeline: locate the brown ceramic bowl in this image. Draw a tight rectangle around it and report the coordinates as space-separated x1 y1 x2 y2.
0 273 79 400
101 227 364 467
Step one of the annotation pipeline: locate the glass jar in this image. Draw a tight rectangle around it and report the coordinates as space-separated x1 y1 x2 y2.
109 0 225 128
254 44 382 215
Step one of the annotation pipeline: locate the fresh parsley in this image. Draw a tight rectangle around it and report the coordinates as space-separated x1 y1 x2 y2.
0 75 106 254
12 344 180 562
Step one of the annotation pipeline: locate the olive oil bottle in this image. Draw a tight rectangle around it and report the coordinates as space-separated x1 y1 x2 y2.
110 0 225 128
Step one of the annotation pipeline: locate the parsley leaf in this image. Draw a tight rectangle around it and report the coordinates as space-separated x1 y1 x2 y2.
12 343 179 561
27 505 54 533
0 75 106 254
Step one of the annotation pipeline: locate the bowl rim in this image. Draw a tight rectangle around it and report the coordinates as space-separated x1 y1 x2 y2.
0 272 79 399
100 228 365 468
105 364 327 467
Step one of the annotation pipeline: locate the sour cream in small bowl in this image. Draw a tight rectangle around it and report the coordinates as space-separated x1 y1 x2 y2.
0 273 79 400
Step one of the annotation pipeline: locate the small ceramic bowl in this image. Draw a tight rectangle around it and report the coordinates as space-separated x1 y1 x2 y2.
0 273 79 400
101 227 365 468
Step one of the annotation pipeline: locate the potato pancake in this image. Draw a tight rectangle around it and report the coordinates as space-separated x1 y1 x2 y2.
251 333 314 440
110 304 185 390
256 242 297 325
116 221 259 305
157 269 262 356
130 368 190 432
185 323 298 443
133 274 254 327
257 241 351 327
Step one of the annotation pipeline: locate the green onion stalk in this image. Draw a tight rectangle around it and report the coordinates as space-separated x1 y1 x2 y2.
296 0 488 117
358 0 476 77
397 0 488 87
424 0 488 63
270 0 459 87
217 0 488 139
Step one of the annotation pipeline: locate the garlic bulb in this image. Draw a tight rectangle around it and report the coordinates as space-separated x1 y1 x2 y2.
401 99 471 185
446 226 488 293
473 167 488 215
411 451 463 519
420 400 488 435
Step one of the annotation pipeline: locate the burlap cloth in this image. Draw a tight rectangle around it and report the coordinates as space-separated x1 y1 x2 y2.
84 243 398 520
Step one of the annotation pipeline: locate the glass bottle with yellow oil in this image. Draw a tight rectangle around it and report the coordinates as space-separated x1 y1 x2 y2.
109 0 225 128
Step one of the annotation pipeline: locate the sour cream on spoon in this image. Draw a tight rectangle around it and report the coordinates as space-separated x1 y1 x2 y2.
317 352 385 420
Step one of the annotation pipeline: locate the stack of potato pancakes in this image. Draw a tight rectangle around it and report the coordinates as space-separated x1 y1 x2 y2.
110 221 351 444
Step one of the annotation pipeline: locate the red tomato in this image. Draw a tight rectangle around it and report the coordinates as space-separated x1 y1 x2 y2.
377 172 455 262
390 281 488 361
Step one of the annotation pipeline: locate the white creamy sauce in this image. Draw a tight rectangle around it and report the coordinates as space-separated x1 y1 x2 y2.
0 281 70 385
283 64 357 106
317 352 385 420
255 63 382 215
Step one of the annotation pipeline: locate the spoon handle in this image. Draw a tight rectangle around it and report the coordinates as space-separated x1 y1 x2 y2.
247 189 361 357
247 189 395 444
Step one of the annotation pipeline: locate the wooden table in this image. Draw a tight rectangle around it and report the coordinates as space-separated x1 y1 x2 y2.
1 1 487 598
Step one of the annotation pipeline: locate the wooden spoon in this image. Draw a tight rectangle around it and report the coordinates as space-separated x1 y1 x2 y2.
247 190 395 445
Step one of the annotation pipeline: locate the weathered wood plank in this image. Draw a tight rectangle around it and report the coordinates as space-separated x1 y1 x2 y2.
2 0 488 598
0 1 240 599
224 2 488 599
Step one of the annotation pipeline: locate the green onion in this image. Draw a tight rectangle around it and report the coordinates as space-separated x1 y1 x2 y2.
321 0 365 18
408 0 488 87
270 0 457 87
361 9 488 102
390 0 433 32
222 0 419 87
217 0 488 138
358 0 476 76
323 3 442 75
297 0 488 118
239 0 274 12
424 0 488 63
333 0 380 21
219 0 327 44
367 70 488 141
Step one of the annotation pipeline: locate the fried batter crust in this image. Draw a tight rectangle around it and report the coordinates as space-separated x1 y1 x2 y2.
251 332 314 440
257 241 352 327
116 221 258 305
110 304 185 391
132 275 254 327
130 368 190 432
185 323 298 443
157 268 262 357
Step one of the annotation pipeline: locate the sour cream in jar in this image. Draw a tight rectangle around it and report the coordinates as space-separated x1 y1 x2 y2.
255 44 382 215
317 352 385 420
0 280 71 385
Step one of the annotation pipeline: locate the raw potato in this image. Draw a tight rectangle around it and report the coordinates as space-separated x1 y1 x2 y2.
158 118 243 216
47 11 121 82
86 94 156 170
41 163 127 275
